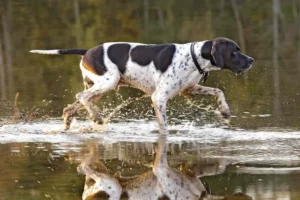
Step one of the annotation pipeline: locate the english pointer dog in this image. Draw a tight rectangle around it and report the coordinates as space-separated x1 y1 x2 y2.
30 37 254 133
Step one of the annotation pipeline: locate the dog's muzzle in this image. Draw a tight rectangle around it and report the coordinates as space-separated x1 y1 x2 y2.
235 57 254 74
246 57 254 71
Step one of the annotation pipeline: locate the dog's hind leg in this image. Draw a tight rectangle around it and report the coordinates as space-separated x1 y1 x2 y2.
62 77 100 130
62 95 103 130
76 73 120 125
184 85 231 118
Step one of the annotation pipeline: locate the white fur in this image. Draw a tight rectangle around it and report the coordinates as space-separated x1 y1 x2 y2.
30 50 60 55
58 41 230 132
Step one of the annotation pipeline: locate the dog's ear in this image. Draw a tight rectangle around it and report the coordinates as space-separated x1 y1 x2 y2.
211 40 226 68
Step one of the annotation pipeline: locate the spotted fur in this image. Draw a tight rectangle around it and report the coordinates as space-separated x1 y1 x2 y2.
130 44 176 73
77 135 232 200
107 43 131 74
30 37 254 132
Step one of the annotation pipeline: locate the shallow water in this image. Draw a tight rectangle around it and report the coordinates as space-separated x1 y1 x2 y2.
1 120 300 200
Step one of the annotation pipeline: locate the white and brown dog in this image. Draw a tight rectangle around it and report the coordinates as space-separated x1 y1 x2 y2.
30 37 254 133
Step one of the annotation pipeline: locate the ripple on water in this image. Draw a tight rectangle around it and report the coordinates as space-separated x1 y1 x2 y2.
0 119 300 165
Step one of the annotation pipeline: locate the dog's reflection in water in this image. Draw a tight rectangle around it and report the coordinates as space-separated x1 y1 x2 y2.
77 136 252 200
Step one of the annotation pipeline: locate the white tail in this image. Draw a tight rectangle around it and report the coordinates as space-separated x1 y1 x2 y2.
29 50 60 55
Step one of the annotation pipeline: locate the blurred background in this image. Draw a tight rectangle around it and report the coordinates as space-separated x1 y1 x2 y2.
1 1 300 200
0 0 300 129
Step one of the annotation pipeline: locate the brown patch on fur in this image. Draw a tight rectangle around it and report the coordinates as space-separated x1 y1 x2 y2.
82 45 107 75
82 60 98 75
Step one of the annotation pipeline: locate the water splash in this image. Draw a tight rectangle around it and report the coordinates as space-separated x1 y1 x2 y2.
103 94 150 124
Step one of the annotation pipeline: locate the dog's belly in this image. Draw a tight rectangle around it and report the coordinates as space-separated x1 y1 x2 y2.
120 61 202 96
120 62 159 94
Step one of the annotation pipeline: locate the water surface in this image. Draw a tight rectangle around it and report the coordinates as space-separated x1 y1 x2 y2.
1 120 300 199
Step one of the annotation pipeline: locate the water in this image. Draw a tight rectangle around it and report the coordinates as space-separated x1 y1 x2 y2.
1 0 300 199
1 120 300 199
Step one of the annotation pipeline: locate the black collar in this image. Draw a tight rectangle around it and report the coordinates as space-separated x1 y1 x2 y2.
190 42 209 83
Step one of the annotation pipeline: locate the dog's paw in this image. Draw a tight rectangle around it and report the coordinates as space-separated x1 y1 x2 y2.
64 124 70 131
63 115 73 130
221 110 231 119
90 113 103 125
220 106 231 119
93 119 103 125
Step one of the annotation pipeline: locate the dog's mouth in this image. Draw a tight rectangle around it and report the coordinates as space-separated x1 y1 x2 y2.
232 68 244 74
233 64 253 74
248 64 253 70
235 70 243 74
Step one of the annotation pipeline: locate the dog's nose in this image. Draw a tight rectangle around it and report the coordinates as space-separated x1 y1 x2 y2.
248 57 254 64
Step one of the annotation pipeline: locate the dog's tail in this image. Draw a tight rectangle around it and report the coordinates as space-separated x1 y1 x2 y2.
29 49 88 55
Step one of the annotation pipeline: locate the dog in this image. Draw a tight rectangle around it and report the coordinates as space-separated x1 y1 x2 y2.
77 135 252 200
30 37 254 133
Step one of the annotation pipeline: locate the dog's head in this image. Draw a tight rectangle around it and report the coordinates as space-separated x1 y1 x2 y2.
202 37 254 73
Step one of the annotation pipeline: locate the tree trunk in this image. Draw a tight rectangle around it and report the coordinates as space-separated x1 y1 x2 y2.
157 8 164 29
2 0 13 97
143 0 149 38
230 0 247 80
298 0 300 71
157 7 167 42
220 0 225 12
205 0 213 39
294 0 300 70
0 34 6 100
230 0 246 53
273 0 281 117
73 0 82 47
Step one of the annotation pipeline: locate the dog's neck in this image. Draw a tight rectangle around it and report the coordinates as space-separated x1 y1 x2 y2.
193 41 220 72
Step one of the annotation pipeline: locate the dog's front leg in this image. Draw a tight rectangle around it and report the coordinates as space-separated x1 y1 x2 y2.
153 135 168 169
185 85 231 118
151 93 169 134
